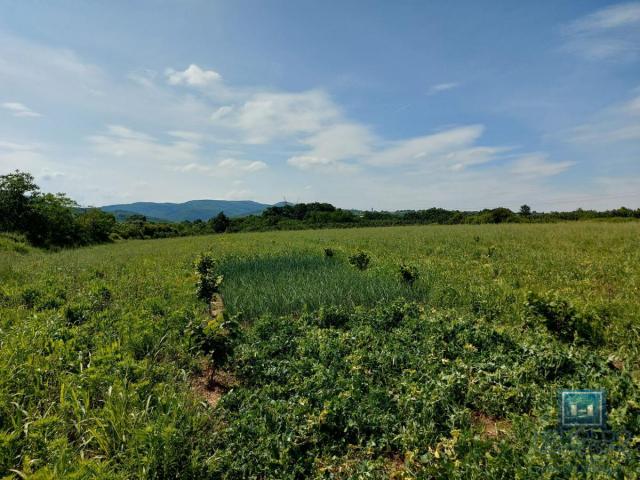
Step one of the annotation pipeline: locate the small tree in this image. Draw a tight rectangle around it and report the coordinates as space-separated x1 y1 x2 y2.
519 204 532 217
77 209 117 243
486 207 515 224
210 212 230 233
0 170 39 232
27 193 81 247
195 252 223 301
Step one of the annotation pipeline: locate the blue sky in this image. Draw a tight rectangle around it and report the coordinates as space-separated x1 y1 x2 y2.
0 1 639 210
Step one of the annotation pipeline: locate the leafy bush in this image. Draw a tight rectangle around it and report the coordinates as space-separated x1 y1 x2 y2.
348 251 371 270
212 301 636 477
525 291 604 345
0 288 10 306
198 314 241 364
399 263 419 285
64 303 91 325
316 305 350 328
20 287 41 309
195 252 224 301
0 232 31 253
89 284 112 311
19 286 65 310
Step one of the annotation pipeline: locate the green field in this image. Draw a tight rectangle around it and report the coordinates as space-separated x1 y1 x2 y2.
1 223 639 478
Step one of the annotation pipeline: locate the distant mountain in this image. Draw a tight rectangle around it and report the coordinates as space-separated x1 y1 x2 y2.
101 200 273 222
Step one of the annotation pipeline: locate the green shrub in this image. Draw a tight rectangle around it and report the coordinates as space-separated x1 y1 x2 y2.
348 251 371 270
200 314 241 364
20 288 41 309
0 288 10 306
64 303 91 325
399 263 419 285
525 291 604 345
195 252 223 301
20 287 66 310
89 284 112 311
317 305 350 328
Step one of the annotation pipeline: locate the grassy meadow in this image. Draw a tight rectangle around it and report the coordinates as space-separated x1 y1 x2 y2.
1 222 639 478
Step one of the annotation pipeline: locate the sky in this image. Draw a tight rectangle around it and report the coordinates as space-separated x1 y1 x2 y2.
0 1 639 211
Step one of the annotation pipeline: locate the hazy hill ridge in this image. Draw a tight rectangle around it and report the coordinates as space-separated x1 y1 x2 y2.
101 199 278 222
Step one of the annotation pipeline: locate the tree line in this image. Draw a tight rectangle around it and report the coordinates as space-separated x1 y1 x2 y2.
1 170 638 249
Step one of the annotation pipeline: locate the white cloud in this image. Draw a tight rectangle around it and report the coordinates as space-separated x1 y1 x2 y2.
106 124 154 141
302 123 375 162
562 2 640 60
0 140 39 152
567 3 640 32
569 91 640 144
167 130 207 142
287 155 358 174
218 90 341 144
211 105 233 120
165 64 222 87
88 125 201 163
446 146 512 171
427 82 460 95
176 158 267 176
510 154 575 177
367 125 484 166
0 139 54 178
217 158 268 172
127 69 158 88
2 101 42 117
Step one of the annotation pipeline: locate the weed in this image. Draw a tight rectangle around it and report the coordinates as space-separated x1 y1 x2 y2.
348 250 371 270
399 263 419 285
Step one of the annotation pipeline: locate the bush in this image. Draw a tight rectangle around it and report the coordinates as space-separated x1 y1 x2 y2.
399 263 419 285
89 285 112 311
195 253 224 301
65 303 91 325
20 288 41 309
348 251 371 270
316 306 350 328
209 212 231 233
200 314 241 364
525 291 604 345
0 288 11 306
77 208 117 243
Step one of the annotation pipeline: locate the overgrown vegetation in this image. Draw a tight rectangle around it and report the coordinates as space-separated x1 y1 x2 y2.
1 213 639 478
348 250 371 270
0 171 116 248
399 263 419 286
3 170 639 249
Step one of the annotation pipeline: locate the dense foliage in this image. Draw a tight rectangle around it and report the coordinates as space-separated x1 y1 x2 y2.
0 171 116 248
2 170 639 249
1 223 639 478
